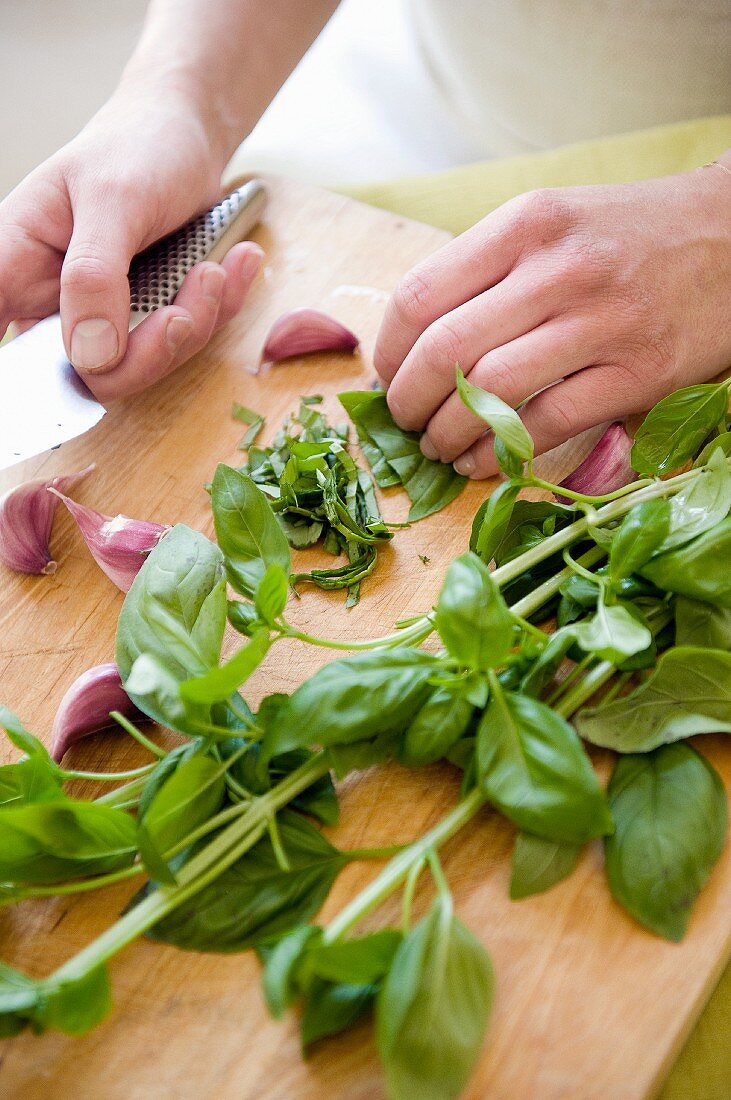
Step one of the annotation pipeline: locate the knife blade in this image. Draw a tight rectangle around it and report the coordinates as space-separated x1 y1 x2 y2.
0 179 267 472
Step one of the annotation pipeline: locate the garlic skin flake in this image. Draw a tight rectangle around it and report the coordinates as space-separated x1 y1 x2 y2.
558 422 635 501
0 465 95 575
49 490 170 592
51 662 141 763
261 308 359 365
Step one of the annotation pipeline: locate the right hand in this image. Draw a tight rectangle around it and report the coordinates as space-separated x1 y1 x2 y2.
0 82 262 401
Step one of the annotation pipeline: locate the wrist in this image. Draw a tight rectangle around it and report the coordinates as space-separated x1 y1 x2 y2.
115 61 247 171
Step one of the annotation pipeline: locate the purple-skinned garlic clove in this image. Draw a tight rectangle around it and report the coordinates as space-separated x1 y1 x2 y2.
0 465 95 575
49 489 170 592
50 662 143 763
556 422 635 502
260 308 359 366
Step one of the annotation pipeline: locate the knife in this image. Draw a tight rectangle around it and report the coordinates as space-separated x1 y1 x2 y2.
0 179 267 472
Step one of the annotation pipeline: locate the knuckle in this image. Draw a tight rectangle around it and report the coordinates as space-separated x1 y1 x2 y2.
391 269 433 328
385 386 411 428
421 317 464 371
511 188 574 242
61 249 115 293
548 391 583 438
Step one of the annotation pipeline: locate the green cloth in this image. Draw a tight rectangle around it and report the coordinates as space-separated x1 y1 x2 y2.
341 114 731 1100
343 114 731 234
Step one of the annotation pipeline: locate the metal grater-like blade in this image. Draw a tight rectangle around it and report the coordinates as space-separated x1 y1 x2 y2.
128 180 266 318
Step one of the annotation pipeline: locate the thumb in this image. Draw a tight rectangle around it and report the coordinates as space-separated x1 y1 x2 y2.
60 199 137 375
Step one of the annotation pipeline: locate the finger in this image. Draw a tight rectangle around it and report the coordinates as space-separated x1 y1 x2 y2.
385 265 568 432
373 189 572 385
82 260 227 403
213 242 264 330
60 196 137 376
420 319 599 463
9 318 44 337
0 233 62 336
90 260 226 402
452 364 638 479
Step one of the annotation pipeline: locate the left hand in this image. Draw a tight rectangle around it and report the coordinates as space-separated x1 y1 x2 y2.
374 166 731 478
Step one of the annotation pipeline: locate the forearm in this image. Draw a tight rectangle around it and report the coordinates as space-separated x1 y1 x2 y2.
119 0 340 167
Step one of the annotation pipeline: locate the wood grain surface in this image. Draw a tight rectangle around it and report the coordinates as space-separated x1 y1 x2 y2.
0 177 728 1100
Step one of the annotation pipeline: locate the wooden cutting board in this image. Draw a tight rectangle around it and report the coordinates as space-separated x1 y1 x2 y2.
0 176 728 1100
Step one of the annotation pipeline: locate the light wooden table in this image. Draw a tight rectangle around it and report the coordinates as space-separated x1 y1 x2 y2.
0 177 728 1099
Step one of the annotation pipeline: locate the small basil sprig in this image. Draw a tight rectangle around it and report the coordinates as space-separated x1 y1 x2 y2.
376 891 494 1100
211 465 291 599
604 743 727 941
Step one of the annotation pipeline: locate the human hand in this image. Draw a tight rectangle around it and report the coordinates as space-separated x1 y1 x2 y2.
0 79 262 402
374 167 731 478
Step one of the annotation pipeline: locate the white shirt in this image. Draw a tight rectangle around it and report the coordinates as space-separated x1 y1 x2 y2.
409 0 731 157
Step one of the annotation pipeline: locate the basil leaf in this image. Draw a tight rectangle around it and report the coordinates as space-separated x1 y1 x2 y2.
608 499 670 581
179 627 271 706
137 741 202 819
477 690 612 843
0 801 137 884
659 446 731 552
630 382 729 476
262 925 320 1018
302 979 376 1049
640 516 731 607
116 524 227 721
211 465 291 598
227 599 262 637
0 963 111 1038
35 965 111 1036
219 738 339 826
0 707 56 763
674 597 731 649
435 553 514 671
125 654 207 737
255 563 289 625
469 482 520 564
376 895 494 1100
572 599 652 665
576 646 731 751
400 687 474 767
307 930 403 986
145 812 346 952
137 754 226 883
338 391 466 521
493 500 575 566
604 744 727 941
694 431 731 468
264 649 438 756
232 403 265 449
338 391 402 489
456 367 534 463
0 754 64 809
520 630 576 699
509 831 580 899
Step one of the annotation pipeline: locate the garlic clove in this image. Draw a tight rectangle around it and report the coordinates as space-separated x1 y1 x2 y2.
557 422 635 502
261 308 359 366
0 465 95 575
50 662 142 763
49 490 170 592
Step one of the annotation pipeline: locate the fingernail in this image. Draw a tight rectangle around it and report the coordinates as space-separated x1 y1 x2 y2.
70 318 119 373
201 267 226 302
420 436 439 460
166 315 193 353
454 454 475 476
